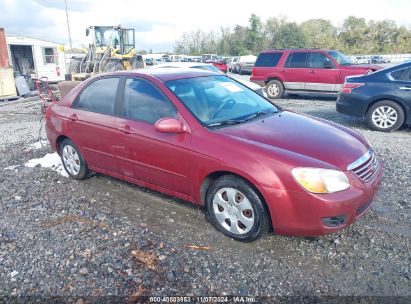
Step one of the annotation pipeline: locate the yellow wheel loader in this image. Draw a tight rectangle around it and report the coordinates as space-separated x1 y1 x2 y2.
67 25 144 81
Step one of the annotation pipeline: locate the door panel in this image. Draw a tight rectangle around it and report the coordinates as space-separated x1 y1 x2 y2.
67 77 120 172
114 118 191 195
282 52 310 90
113 77 191 195
66 110 118 172
305 52 340 92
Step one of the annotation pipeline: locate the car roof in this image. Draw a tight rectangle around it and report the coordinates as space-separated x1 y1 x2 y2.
260 48 333 53
101 67 219 82
151 62 210 68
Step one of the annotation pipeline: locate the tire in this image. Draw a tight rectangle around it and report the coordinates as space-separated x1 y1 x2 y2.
205 175 270 242
366 100 405 132
265 79 284 99
130 55 144 69
68 59 82 74
103 60 125 72
59 139 90 180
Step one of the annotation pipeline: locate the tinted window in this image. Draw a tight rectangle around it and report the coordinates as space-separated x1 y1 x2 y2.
255 53 283 67
286 52 308 68
76 77 119 115
309 53 335 69
390 68 411 81
123 78 177 124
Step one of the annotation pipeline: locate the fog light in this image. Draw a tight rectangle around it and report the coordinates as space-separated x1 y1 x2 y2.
322 215 346 227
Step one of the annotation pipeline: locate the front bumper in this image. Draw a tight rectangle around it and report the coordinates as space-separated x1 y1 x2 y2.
261 165 383 237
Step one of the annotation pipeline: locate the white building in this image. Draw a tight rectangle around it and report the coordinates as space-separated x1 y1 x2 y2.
6 36 66 82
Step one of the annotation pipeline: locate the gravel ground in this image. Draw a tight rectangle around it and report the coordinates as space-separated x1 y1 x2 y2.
0 78 410 302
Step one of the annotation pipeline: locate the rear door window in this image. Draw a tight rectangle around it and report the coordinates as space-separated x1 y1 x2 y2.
255 53 283 67
122 78 177 124
285 52 309 68
75 77 119 115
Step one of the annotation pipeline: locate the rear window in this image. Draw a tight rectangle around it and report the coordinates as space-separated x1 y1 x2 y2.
390 68 411 81
255 53 283 67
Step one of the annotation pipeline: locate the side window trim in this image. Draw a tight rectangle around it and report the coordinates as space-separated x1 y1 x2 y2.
72 76 121 117
387 68 411 82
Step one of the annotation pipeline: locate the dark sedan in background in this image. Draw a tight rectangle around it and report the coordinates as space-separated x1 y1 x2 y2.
337 61 411 132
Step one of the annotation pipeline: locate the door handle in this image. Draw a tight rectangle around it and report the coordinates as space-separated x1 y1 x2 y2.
281 69 287 72
118 125 133 134
309 70 316 74
399 86 411 90
68 114 78 121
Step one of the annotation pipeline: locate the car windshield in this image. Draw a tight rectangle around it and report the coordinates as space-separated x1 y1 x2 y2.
327 51 354 66
165 76 277 128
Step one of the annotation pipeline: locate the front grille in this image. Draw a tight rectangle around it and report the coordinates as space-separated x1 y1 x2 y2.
348 149 379 183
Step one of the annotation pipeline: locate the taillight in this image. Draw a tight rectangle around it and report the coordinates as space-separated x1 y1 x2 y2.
341 83 365 93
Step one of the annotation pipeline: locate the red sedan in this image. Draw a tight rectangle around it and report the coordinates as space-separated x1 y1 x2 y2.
46 69 382 241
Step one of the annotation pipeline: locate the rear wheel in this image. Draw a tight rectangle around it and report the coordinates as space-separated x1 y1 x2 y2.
103 60 124 72
265 79 284 99
206 175 270 242
68 59 82 74
366 100 404 132
59 139 90 180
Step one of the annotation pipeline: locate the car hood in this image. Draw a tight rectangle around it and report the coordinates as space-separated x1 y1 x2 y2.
345 64 382 71
216 111 368 170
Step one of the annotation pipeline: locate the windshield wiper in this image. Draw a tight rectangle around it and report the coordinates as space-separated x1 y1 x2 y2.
240 110 275 122
207 110 275 128
207 119 244 128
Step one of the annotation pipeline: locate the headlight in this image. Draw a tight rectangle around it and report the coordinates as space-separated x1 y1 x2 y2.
291 168 350 194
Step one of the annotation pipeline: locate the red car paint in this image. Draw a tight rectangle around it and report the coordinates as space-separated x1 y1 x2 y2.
46 69 382 237
212 62 228 73
251 49 382 93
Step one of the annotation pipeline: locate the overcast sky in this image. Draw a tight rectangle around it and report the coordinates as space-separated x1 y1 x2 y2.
1 0 410 52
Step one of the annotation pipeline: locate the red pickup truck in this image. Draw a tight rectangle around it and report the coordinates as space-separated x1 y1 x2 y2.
251 49 382 99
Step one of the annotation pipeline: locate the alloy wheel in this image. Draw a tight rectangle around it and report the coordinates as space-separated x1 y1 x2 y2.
371 106 398 129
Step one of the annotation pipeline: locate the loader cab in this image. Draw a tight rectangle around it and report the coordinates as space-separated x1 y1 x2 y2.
87 26 135 55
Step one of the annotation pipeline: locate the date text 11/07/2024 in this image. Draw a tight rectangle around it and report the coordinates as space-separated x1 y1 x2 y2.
149 296 256 303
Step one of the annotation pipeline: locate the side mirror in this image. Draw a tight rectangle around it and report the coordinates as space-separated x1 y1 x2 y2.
155 117 185 133
324 61 334 69
86 28 90 36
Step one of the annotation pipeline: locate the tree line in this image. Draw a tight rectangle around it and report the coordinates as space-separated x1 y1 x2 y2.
174 15 411 56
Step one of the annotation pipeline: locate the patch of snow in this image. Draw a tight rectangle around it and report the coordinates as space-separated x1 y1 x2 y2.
9 270 18 278
25 153 68 177
25 140 49 151
4 165 19 171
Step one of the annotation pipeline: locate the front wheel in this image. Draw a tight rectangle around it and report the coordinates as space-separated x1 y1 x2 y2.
366 100 404 132
265 80 284 99
59 139 90 180
206 175 270 242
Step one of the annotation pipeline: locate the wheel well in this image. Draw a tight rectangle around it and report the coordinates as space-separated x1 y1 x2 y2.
265 77 282 85
200 171 273 228
56 135 70 153
365 98 407 122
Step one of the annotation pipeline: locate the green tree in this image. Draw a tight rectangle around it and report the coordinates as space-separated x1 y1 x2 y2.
246 14 263 53
300 19 338 49
339 16 368 53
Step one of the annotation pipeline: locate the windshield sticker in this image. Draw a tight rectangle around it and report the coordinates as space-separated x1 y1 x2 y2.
220 82 243 92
